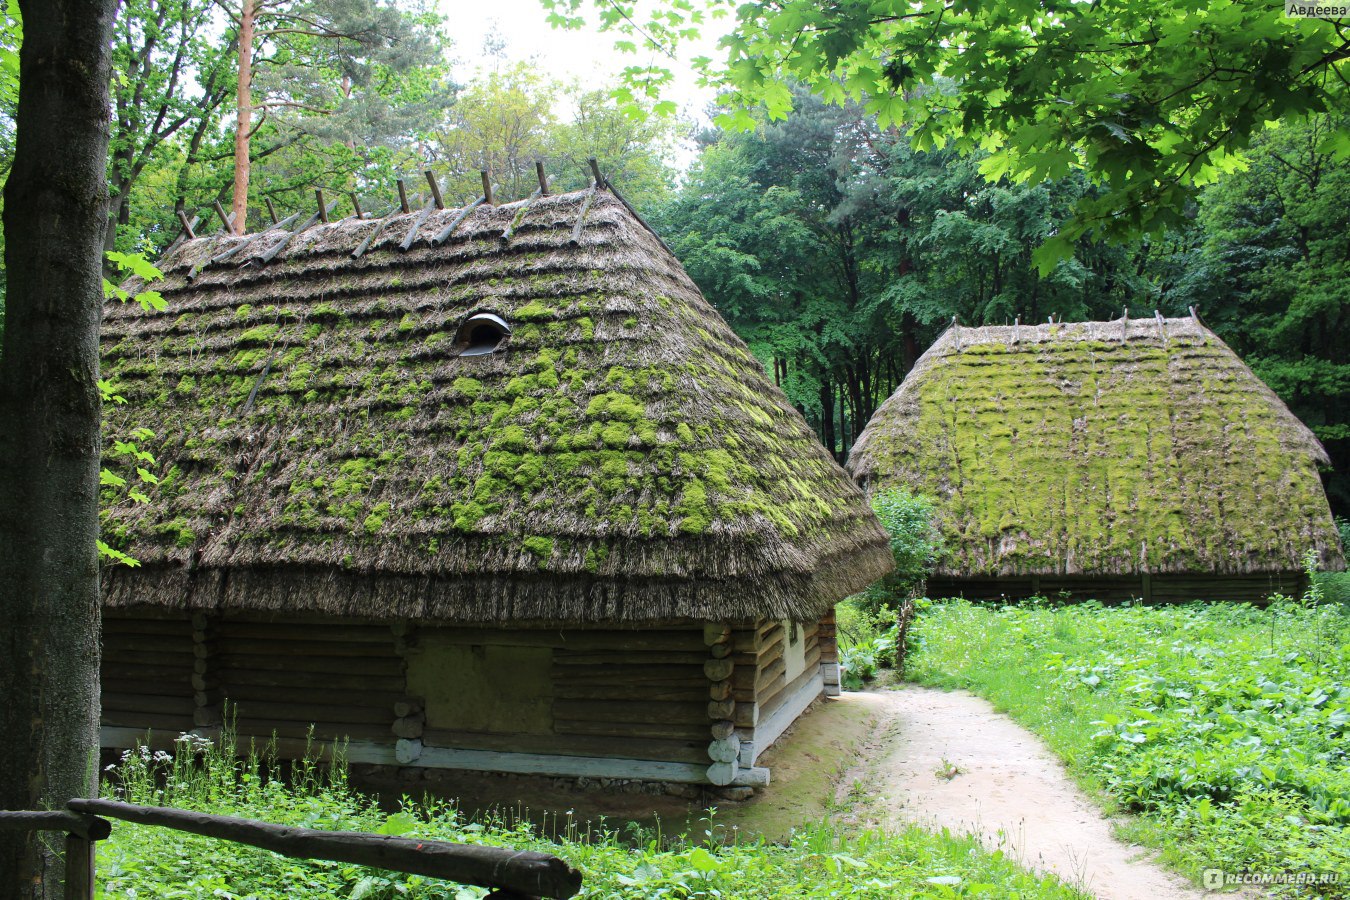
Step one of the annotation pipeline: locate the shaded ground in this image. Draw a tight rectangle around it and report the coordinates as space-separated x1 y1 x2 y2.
838 685 1204 900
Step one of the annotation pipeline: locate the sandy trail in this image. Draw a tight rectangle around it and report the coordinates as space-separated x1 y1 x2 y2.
838 686 1205 900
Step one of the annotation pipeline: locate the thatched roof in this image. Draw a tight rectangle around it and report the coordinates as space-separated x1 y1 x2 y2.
100 188 893 623
847 316 1345 577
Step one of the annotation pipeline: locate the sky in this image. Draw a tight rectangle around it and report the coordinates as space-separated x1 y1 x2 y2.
439 0 727 121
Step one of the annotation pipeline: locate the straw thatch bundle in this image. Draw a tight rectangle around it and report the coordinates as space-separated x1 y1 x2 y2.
101 188 892 622
847 317 1344 577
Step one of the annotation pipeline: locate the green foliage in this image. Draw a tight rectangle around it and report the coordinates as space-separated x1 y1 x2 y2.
1171 113 1350 513
870 488 941 598
98 727 1082 898
907 599 1350 887
549 0 1349 255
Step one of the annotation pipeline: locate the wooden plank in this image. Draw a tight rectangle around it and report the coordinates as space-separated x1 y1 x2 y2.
215 622 398 644
214 669 405 692
551 665 703 687
553 651 707 666
213 654 405 676
226 699 392 726
100 649 194 668
218 639 400 658
99 710 193 731
422 728 707 764
552 700 707 726
216 684 401 709
415 744 708 785
232 722 393 743
553 684 708 703
742 670 824 768
759 646 821 714
102 619 193 637
553 719 704 741
100 692 194 715
99 662 194 682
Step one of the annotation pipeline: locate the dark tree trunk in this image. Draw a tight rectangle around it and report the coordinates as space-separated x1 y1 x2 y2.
0 1 117 897
819 379 836 461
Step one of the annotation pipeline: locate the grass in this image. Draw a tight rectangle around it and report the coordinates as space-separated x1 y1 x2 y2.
905 596 1350 895
95 729 1084 899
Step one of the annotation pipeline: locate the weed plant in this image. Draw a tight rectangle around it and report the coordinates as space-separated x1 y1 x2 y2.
906 592 1350 894
97 727 1083 899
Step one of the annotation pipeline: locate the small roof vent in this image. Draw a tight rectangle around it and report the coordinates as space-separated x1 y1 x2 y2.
454 312 510 357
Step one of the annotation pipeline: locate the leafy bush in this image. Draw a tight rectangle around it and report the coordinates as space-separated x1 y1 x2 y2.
907 599 1350 892
853 487 942 618
97 729 1080 899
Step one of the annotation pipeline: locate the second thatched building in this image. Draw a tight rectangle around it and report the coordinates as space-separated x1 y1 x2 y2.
847 315 1343 602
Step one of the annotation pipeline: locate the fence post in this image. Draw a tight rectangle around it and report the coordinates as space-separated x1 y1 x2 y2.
64 832 95 899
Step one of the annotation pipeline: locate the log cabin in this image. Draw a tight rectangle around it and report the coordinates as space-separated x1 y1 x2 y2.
98 177 894 788
847 315 1344 603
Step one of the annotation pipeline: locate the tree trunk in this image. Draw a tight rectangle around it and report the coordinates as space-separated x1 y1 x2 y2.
231 0 255 233
0 1 117 897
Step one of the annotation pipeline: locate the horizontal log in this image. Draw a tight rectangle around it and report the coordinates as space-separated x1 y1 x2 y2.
709 643 731 660
759 655 823 722
100 662 194 683
733 701 757 729
102 618 193 637
100 692 195 716
216 683 401 710
553 684 708 703
550 665 704 686
419 628 704 652
552 700 708 726
0 811 111 842
216 622 398 644
702 623 730 646
706 698 734 719
101 649 194 668
554 651 707 666
552 719 704 741
101 677 191 698
67 798 582 899
708 681 731 702
214 654 405 677
210 668 404 692
710 720 735 740
754 657 787 696
99 711 193 732
218 640 397 659
225 699 392 726
422 728 707 764
231 721 394 744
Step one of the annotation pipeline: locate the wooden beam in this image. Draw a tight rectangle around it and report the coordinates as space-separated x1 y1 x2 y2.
739 670 824 769
480 170 494 206
68 799 582 899
396 179 410 214
424 170 444 209
0 811 111 842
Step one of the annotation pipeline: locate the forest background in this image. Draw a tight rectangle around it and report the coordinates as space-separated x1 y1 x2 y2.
0 0 1344 515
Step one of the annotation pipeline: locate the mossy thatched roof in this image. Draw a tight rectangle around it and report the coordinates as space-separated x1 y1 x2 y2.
101 188 892 623
847 317 1344 578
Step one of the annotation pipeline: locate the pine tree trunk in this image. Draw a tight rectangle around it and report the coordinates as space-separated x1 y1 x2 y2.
0 1 117 897
231 0 255 233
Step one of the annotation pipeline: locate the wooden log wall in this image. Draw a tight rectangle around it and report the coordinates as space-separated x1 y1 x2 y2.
101 611 196 733
928 572 1304 604
211 615 406 745
101 610 838 785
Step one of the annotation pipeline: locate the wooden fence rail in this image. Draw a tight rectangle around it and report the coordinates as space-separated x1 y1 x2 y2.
0 801 582 900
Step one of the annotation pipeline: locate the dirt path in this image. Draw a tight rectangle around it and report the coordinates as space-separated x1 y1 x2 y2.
837 686 1205 900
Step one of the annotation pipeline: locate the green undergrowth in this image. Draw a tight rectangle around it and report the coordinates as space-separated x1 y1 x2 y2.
906 597 1350 894
96 732 1082 899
